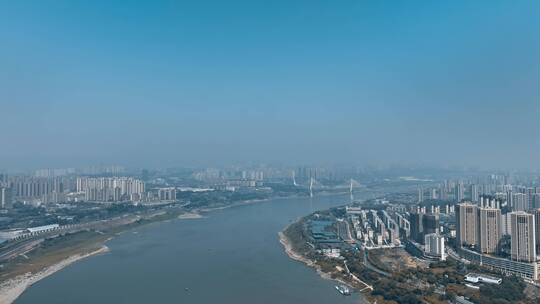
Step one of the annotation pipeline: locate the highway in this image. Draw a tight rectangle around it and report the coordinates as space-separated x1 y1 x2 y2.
0 212 148 264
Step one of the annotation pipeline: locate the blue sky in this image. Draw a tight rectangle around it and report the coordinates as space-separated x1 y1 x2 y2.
1 1 540 169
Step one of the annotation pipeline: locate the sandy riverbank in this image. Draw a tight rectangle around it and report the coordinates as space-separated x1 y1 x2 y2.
278 229 345 283
197 198 271 213
177 212 204 219
278 228 345 282
278 230 315 266
0 246 109 304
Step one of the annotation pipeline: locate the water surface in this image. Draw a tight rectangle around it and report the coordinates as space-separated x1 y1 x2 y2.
16 194 370 304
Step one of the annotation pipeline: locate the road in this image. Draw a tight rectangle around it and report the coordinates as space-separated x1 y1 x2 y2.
0 211 152 264
363 250 391 277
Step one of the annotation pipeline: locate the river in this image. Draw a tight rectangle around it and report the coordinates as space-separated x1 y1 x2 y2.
15 193 372 304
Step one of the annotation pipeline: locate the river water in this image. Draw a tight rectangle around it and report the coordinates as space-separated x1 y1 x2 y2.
16 194 371 304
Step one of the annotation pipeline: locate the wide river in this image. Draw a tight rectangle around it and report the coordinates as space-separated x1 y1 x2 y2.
16 193 373 304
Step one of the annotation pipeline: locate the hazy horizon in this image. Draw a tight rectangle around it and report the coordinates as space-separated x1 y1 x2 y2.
2 1 540 170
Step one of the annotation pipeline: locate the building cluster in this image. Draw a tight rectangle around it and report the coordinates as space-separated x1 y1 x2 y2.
0 175 76 206
76 177 145 202
33 168 76 178
0 173 152 207
191 165 355 187
455 195 540 280
157 187 177 201
77 165 125 176
419 178 540 211
347 207 400 249
294 167 338 182
192 168 265 190
193 168 265 182
418 181 468 203
406 207 446 260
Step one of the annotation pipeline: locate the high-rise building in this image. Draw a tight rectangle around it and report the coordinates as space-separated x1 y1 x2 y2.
501 213 512 236
430 188 438 200
455 183 465 202
532 194 540 209
527 188 538 210
424 233 446 261
0 187 12 208
158 188 177 201
470 184 479 202
456 203 479 248
410 212 424 244
0 173 7 186
439 184 448 200
506 190 513 208
513 193 529 211
478 207 501 254
418 188 424 203
533 209 540 254
510 211 536 263
422 214 439 236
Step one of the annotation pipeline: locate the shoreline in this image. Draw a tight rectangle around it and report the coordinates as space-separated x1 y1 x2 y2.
0 210 197 304
278 223 369 304
0 245 109 304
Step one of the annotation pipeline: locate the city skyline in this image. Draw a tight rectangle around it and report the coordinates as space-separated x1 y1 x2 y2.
2 2 540 303
2 1 540 170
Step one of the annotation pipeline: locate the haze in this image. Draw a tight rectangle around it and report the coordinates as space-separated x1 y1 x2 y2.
2 1 540 170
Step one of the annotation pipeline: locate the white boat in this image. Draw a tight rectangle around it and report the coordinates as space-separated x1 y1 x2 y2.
335 285 351 296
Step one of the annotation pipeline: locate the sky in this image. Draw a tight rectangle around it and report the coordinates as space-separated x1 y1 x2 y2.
1 1 540 170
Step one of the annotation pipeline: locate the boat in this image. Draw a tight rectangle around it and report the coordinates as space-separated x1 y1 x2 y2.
335 285 351 296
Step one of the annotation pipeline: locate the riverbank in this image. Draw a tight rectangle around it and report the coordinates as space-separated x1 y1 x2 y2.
0 245 109 304
177 212 204 219
278 222 370 304
0 209 194 304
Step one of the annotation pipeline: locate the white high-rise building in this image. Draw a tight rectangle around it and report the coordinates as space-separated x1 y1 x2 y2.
455 183 465 202
471 184 479 202
424 233 446 260
1 187 12 208
430 188 438 200
513 193 529 211
501 213 512 236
